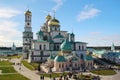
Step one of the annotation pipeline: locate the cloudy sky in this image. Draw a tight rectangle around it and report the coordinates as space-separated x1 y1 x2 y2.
0 0 120 47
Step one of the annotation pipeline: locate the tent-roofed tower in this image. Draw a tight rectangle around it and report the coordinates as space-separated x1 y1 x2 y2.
111 43 115 51
23 9 33 59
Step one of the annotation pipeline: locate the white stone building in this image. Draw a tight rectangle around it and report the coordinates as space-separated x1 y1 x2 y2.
22 10 89 63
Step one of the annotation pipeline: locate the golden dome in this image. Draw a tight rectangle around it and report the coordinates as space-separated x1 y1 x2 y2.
25 10 32 16
48 17 60 26
46 14 51 21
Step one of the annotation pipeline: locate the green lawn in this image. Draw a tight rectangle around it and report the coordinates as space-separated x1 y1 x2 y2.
40 72 68 78
0 74 30 80
0 55 22 59
0 61 12 66
90 69 116 75
30 62 39 70
0 67 17 73
0 60 29 80
21 60 35 70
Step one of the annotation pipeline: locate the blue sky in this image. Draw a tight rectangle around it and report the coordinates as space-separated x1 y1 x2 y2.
0 0 120 47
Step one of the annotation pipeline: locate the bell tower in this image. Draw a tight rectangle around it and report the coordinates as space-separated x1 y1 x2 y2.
23 9 33 59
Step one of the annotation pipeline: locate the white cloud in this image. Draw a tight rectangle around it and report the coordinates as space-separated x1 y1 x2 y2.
0 20 22 46
77 4 101 22
78 34 120 46
0 7 21 19
52 0 63 11
0 7 22 47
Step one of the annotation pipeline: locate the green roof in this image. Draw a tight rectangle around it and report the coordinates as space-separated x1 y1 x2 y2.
54 55 66 62
60 39 72 51
85 55 93 61
33 40 48 43
54 33 64 39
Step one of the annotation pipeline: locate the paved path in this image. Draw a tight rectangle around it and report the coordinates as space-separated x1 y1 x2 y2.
10 58 50 80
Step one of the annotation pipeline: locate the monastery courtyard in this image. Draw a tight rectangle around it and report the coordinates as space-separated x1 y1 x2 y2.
0 57 119 80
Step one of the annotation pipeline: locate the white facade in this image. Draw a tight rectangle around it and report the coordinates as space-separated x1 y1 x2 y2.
23 12 87 63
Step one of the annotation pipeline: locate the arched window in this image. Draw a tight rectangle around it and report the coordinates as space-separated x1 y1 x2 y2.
57 45 59 50
32 52 34 55
62 64 64 68
81 54 83 59
82 45 84 50
55 27 57 31
75 63 77 67
59 64 61 68
44 45 46 50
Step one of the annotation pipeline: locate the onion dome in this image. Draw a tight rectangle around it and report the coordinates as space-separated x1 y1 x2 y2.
60 39 72 51
25 10 32 16
54 55 66 62
48 17 60 26
46 14 51 21
36 30 43 36
48 54 55 60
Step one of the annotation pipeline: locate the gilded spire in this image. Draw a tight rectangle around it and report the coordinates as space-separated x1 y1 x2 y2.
25 9 32 16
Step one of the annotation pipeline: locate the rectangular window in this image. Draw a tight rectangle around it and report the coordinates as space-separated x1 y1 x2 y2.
39 45 41 50
79 46 80 50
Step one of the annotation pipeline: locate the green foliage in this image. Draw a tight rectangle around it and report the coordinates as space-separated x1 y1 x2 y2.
0 67 17 73
90 69 116 75
0 74 30 80
78 74 93 80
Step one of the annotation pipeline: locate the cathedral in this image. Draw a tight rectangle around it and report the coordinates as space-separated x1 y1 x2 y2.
22 10 94 71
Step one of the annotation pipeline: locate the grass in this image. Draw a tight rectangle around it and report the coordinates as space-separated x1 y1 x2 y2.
40 72 68 78
1 55 22 59
0 74 30 80
78 75 91 79
30 62 39 70
0 66 17 73
8 55 22 59
0 61 12 66
21 60 35 70
90 69 116 75
0 60 30 80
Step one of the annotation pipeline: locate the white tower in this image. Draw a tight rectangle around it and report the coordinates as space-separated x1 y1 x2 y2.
23 10 33 59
